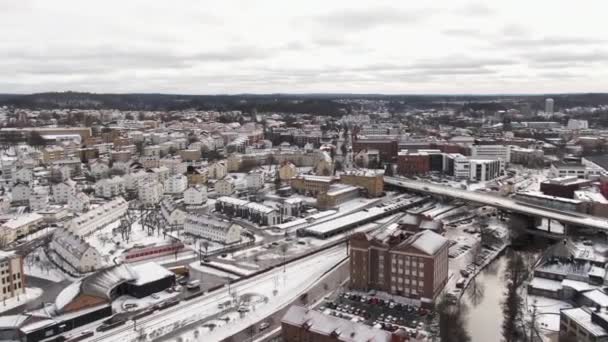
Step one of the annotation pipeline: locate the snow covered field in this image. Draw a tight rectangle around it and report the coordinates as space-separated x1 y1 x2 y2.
0 287 43 313
24 247 75 283
81 245 347 342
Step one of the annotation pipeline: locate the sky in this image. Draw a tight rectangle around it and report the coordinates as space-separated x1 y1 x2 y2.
1 0 607 94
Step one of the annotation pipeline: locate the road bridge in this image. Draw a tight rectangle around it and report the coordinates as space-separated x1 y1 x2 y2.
384 176 608 233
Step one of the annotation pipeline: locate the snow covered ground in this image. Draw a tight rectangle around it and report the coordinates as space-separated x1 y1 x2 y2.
81 245 347 342
24 247 75 283
525 296 572 335
112 291 181 313
0 287 43 314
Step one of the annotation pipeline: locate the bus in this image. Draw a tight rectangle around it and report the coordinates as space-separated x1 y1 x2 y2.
186 280 200 290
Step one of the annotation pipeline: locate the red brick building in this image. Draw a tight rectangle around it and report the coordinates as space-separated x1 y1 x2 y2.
349 230 449 303
397 151 431 176
352 139 398 163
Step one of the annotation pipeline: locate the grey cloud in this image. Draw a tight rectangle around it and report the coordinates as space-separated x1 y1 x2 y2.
502 36 605 48
522 50 608 64
315 7 428 31
454 2 494 16
441 28 484 37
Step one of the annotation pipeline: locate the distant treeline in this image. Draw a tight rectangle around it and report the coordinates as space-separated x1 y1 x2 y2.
1 91 608 113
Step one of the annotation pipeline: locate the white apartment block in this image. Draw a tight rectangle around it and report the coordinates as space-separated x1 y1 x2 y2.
50 228 102 273
52 179 76 204
143 145 161 157
470 144 511 169
469 159 502 182
139 180 164 205
124 170 150 190
14 168 33 183
0 252 25 301
184 214 242 244
161 158 187 175
164 174 188 194
184 186 207 205
160 198 186 226
90 162 110 179
11 183 31 203
68 192 90 213
29 187 49 211
246 171 265 190
68 197 128 236
95 176 125 198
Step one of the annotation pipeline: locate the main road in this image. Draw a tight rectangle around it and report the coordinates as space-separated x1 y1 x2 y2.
384 176 608 232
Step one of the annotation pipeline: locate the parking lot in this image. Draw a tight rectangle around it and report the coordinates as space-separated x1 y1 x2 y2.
316 292 435 338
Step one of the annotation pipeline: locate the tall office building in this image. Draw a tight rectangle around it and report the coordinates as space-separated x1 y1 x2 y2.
545 98 554 115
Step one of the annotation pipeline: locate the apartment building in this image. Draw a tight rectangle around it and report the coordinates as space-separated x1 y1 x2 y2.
349 229 449 303
184 186 207 205
215 196 281 226
67 197 128 236
208 161 228 179
52 179 76 204
67 192 90 213
50 228 102 273
0 213 44 243
183 214 242 244
163 174 188 194
138 180 164 205
42 146 65 164
559 307 608 342
94 176 125 198
0 252 25 301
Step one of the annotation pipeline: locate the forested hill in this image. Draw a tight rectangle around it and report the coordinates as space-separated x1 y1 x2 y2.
1 92 608 113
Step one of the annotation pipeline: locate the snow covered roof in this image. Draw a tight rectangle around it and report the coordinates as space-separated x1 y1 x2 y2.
561 307 608 337
282 306 392 342
0 315 28 329
1 213 43 230
406 230 448 255
55 264 138 312
55 281 82 311
529 277 562 292
583 289 608 308
130 262 174 286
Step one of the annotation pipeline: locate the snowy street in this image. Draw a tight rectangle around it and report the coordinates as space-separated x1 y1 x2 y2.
78 244 347 342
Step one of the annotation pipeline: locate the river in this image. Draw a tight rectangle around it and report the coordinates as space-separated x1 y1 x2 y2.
462 244 544 342
463 253 507 342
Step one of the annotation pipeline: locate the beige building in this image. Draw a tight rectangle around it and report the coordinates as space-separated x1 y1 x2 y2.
42 146 65 164
0 252 25 301
0 213 44 244
279 162 297 181
340 171 384 197
290 174 335 196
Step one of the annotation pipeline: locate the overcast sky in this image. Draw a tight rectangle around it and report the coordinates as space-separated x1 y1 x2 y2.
1 0 607 94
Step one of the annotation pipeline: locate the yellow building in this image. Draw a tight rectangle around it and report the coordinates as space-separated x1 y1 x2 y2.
340 171 384 197
290 174 335 196
42 146 65 164
279 162 297 181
